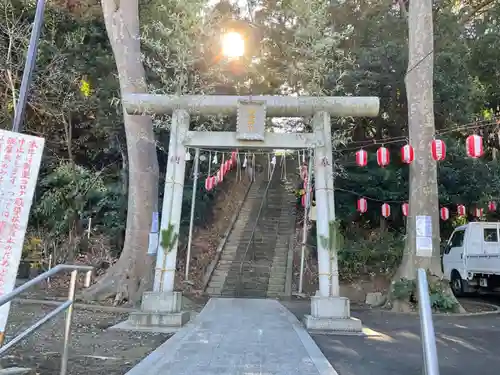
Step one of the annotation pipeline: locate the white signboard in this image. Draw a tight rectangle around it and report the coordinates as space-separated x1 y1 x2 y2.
236 101 266 141
309 205 317 221
416 215 433 257
0 130 45 335
148 211 159 255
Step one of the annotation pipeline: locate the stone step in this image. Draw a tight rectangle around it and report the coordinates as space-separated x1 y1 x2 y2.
206 178 295 299
225 276 269 283
270 262 287 268
211 270 228 279
0 368 36 375
267 289 284 296
208 280 224 289
271 259 288 266
128 311 189 327
267 280 286 288
268 276 286 284
206 287 221 295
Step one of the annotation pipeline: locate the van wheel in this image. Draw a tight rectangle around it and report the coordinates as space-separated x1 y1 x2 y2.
451 271 464 297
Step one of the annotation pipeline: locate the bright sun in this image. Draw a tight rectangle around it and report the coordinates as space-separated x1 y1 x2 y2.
221 32 245 58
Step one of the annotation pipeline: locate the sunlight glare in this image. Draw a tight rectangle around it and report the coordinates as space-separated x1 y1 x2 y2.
222 31 245 58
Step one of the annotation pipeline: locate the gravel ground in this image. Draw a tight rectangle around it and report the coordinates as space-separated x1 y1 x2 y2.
0 302 170 375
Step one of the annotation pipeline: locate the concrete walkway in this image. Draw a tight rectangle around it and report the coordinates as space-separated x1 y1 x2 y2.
125 298 338 375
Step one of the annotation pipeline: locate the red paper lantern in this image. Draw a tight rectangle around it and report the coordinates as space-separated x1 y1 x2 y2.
401 145 414 164
217 168 224 182
381 203 391 218
440 207 450 221
376 147 390 167
301 194 306 207
300 164 308 180
356 149 368 167
457 204 466 216
303 178 312 192
466 134 484 158
402 203 409 217
225 159 231 172
475 208 483 217
357 198 368 213
231 151 237 163
489 201 497 212
205 177 214 191
431 139 446 161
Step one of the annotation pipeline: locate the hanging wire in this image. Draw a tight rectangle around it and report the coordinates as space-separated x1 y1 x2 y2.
236 150 241 182
337 118 499 152
208 151 212 176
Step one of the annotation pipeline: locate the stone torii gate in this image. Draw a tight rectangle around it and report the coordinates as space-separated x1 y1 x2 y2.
122 93 379 333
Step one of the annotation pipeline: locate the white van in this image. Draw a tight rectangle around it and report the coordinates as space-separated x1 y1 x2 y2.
442 222 500 296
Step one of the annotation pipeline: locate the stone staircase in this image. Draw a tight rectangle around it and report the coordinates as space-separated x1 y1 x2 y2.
205 178 265 296
206 167 296 298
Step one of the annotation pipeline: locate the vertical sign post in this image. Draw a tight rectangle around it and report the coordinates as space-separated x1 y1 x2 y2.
0 131 45 344
416 215 433 258
148 211 159 255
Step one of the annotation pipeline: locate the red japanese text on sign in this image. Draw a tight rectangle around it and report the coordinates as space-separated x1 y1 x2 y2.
0 130 44 335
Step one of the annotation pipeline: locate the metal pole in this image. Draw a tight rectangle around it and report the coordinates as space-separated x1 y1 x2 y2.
11 0 47 133
417 268 440 375
298 150 313 294
60 270 77 375
185 148 200 281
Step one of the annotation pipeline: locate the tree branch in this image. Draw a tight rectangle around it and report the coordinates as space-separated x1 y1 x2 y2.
460 0 498 24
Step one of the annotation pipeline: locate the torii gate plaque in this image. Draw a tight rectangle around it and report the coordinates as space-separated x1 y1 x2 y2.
122 93 379 334
236 100 266 141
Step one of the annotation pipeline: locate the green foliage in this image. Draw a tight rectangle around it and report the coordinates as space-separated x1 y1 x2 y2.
33 162 123 239
339 231 404 279
319 220 344 258
21 236 44 268
391 276 459 313
392 278 416 301
428 280 459 312
160 224 178 253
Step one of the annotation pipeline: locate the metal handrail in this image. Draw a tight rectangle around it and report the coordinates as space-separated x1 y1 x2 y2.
417 268 440 375
236 163 277 296
0 264 93 375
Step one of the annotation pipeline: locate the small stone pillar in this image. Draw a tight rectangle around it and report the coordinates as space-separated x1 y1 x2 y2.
127 291 190 329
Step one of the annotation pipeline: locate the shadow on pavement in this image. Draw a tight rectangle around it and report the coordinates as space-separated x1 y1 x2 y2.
283 300 500 375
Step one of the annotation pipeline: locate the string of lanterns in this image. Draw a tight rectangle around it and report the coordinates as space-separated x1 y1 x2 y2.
352 135 487 220
355 136 484 167
203 150 238 191
355 199 497 220
201 150 280 191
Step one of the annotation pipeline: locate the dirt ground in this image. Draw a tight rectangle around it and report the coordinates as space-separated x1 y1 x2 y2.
0 175 248 374
0 302 169 375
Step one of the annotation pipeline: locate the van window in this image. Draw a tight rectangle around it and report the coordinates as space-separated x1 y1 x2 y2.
484 228 498 242
446 230 465 253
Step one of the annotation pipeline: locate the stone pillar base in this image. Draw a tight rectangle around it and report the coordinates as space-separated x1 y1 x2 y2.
304 294 362 334
112 291 190 333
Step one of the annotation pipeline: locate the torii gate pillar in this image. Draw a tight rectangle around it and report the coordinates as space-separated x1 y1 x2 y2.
119 94 379 334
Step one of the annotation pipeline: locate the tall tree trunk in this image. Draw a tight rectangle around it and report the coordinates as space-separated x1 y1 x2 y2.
82 0 159 305
390 0 463 312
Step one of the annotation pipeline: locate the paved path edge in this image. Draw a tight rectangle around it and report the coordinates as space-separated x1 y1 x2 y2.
278 302 340 375
376 300 500 317
123 299 217 375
